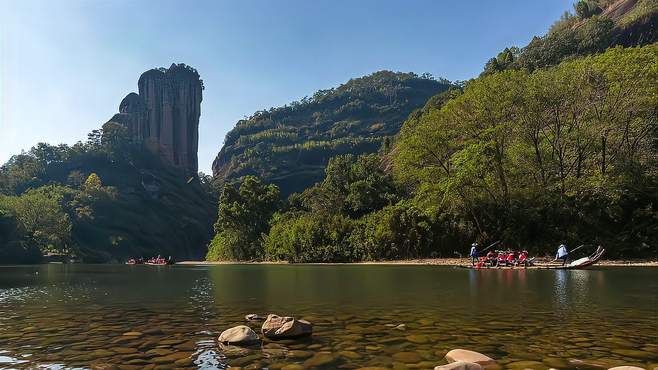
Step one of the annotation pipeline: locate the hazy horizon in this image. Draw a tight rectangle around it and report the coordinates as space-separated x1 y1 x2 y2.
1 0 572 174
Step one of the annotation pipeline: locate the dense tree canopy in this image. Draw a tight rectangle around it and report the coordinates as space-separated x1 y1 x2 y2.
212 71 452 195
482 0 657 75
206 176 280 261
396 44 657 256
0 126 215 263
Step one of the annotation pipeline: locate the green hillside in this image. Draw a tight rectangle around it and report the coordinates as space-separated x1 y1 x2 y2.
482 0 657 75
211 71 452 195
0 124 215 263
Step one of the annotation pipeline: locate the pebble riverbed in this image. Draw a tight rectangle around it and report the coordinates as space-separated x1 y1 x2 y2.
0 264 656 369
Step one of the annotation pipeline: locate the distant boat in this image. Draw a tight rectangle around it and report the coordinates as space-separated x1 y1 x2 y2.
144 256 174 265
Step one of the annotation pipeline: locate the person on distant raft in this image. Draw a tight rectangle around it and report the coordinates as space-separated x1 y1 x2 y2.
470 242 479 266
556 244 569 266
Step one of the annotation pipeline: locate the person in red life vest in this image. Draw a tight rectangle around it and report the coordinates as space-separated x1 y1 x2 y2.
485 250 497 267
518 250 529 267
506 251 516 266
497 251 506 267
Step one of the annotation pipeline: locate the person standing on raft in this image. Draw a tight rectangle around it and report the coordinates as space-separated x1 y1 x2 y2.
556 244 569 266
470 242 479 266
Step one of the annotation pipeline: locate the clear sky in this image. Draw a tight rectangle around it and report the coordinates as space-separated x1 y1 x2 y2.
0 0 572 174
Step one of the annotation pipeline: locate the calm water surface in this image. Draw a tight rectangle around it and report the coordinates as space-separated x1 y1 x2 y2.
0 264 656 369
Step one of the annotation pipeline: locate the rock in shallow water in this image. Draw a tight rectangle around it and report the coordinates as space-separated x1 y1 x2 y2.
392 351 423 363
435 361 484 370
303 352 336 367
245 314 266 322
262 314 312 339
445 349 496 367
218 325 259 345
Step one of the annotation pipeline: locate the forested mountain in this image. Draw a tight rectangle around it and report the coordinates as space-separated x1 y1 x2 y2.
482 0 657 75
212 71 452 195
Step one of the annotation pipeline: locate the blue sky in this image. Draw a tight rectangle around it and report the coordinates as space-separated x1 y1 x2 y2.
0 0 572 174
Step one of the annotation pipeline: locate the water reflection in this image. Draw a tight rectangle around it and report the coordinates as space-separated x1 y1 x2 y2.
552 270 597 317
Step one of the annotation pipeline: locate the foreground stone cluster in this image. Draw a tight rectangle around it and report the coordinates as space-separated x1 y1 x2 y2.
218 320 654 370
218 314 313 345
3 304 655 369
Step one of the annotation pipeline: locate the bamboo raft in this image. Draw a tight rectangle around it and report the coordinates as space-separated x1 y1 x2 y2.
460 246 606 270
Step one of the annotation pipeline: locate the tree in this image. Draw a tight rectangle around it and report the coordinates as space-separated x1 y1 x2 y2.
265 212 355 262
1 186 73 254
574 0 592 18
101 122 132 158
300 154 398 218
349 201 433 260
206 176 281 260
84 173 102 191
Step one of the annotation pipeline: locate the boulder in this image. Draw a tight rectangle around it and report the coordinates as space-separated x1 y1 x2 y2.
261 314 313 339
435 362 484 370
218 325 259 345
445 350 496 367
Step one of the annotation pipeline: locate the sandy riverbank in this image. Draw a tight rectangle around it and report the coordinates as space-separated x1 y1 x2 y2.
177 258 658 267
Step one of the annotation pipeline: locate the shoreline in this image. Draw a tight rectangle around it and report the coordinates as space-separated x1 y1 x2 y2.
177 258 658 267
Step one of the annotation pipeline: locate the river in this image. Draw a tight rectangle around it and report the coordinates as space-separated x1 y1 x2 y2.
0 264 656 369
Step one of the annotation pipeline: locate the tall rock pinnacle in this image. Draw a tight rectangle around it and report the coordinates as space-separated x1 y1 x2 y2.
108 63 203 175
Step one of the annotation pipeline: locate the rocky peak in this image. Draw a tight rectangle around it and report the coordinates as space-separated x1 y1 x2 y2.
119 92 144 114
107 63 203 175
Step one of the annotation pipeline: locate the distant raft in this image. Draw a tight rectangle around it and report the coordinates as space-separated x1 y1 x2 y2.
460 246 605 270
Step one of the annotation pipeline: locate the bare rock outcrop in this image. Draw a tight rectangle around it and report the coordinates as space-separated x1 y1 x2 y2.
107 63 203 175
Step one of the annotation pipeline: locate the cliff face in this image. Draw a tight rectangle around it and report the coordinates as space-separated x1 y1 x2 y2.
108 63 203 175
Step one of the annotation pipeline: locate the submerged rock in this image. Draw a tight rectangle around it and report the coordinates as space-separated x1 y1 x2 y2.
218 325 259 345
262 314 313 339
392 351 423 363
302 352 336 367
435 362 484 370
245 314 266 321
445 349 496 367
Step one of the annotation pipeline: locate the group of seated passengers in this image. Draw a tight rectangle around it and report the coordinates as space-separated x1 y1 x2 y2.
488 250 529 267
473 250 530 268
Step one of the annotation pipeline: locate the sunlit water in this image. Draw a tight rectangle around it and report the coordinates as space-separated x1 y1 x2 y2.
0 264 656 369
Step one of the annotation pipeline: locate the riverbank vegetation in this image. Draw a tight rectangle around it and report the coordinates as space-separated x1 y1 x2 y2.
207 44 657 262
0 123 215 263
